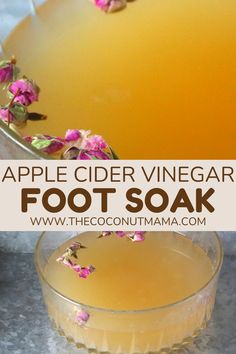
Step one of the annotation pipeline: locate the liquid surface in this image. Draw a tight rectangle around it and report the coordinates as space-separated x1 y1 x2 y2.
3 0 236 159
45 232 213 310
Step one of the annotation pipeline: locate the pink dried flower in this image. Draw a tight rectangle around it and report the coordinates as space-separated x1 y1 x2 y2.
99 231 146 241
0 107 14 123
72 265 96 279
82 135 108 151
8 78 39 106
0 60 14 83
115 231 126 237
65 129 81 143
75 310 90 326
43 139 64 154
128 231 146 242
78 149 111 160
66 241 85 254
79 267 93 279
24 134 65 154
95 0 126 13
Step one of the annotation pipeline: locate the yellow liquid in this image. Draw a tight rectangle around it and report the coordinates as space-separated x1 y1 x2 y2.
45 232 212 310
42 232 216 352
3 0 236 159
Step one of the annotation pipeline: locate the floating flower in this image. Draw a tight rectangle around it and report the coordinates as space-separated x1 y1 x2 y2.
128 231 146 242
99 231 146 242
0 60 14 83
95 0 127 13
75 310 90 326
115 231 126 237
62 130 114 160
82 135 108 151
65 129 81 143
0 107 14 123
78 149 111 160
73 265 96 279
66 241 86 258
57 241 95 279
0 103 28 126
24 134 65 154
8 78 39 106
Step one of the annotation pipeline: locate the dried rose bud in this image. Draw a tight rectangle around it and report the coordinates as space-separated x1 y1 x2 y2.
0 107 14 123
115 231 126 237
8 78 40 106
65 129 81 143
78 149 111 160
66 241 86 258
0 60 14 83
0 103 28 127
75 310 90 326
95 0 126 13
72 265 95 279
129 231 146 242
82 135 108 151
62 146 79 160
25 134 65 154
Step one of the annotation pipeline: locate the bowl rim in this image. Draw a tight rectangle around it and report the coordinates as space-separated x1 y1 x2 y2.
0 121 52 159
34 231 224 314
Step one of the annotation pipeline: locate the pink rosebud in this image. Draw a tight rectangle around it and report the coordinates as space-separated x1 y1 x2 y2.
0 108 14 123
95 0 126 12
75 310 90 326
101 231 112 237
78 149 111 160
0 61 14 83
44 139 65 154
78 265 96 279
8 79 39 106
132 231 145 242
82 135 108 151
65 129 81 143
115 231 126 237
95 0 110 11
67 241 85 253
25 134 65 154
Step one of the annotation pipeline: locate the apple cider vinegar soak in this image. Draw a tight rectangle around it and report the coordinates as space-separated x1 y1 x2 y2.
2 0 236 159
35 231 223 353
0 1 226 352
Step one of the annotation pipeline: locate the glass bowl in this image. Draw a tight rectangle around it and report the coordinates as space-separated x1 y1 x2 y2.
35 231 223 354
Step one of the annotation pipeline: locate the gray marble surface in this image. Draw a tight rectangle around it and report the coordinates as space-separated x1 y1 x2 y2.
0 252 235 354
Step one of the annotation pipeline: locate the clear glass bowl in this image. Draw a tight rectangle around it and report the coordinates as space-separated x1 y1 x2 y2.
35 231 223 354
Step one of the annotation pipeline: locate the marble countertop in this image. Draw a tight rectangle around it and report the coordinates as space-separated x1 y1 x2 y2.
0 252 235 354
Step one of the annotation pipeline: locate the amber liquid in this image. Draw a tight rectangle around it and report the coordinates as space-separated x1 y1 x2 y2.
45 232 213 310
43 232 215 352
3 0 236 159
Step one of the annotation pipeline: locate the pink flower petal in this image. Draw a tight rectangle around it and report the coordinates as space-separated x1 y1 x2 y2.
65 129 81 143
75 310 90 326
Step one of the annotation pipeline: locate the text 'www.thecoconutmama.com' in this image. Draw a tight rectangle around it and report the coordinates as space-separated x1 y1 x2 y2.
29 216 207 227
